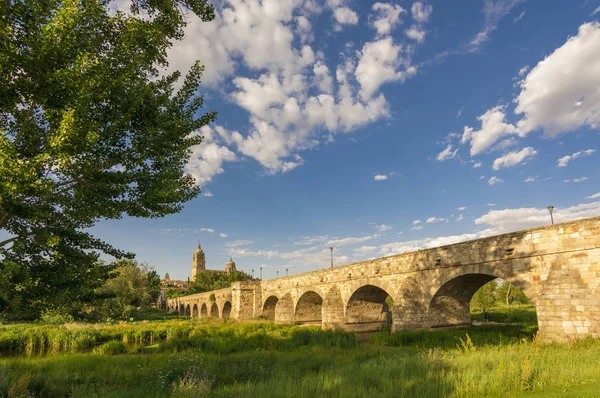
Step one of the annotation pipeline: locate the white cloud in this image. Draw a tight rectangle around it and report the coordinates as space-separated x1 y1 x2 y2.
413 220 422 225
492 147 537 170
455 214 464 222
487 203 496 206
473 162 482 168
488 176 504 185
185 126 237 186
458 207 467 211
515 22 600 136
225 240 253 248
203 192 214 197
525 176 537 182
356 37 416 101
592 6 600 16
557 149 595 167
219 233 228 238
436 144 459 161
294 235 329 245
375 224 392 232
564 177 588 183
333 7 359 27
411 2 433 23
327 235 380 247
362 201 600 258
586 193 600 199
405 25 427 43
411 225 423 230
426 217 448 223
461 106 522 156
467 0 525 52
374 174 388 181
200 228 215 233
371 3 405 36
513 10 525 23
517 65 529 77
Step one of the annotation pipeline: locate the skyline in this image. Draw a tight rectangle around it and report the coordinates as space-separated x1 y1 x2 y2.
93 0 600 280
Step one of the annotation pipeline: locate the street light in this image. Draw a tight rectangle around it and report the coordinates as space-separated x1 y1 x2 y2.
260 266 263 280
251 269 254 279
285 267 289 277
547 205 555 225
276 270 279 278
330 247 334 268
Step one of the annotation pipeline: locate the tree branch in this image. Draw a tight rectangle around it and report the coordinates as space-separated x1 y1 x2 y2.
0 236 18 248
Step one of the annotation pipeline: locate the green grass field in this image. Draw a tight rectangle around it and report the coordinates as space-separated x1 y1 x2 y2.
1 308 599 397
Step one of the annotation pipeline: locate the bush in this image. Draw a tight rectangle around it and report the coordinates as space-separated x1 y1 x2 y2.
93 341 127 355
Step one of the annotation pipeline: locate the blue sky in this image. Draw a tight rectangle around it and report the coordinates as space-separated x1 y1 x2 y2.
95 0 600 280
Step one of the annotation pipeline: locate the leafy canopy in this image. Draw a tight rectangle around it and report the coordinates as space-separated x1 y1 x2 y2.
0 0 216 319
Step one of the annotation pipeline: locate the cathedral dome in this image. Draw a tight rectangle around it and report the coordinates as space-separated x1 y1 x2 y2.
225 256 237 274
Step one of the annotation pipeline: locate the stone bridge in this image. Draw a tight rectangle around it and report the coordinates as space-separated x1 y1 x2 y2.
168 216 600 342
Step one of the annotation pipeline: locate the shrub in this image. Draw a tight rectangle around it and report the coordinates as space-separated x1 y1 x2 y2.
93 341 127 355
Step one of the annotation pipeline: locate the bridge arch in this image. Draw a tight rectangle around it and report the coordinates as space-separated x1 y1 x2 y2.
201 303 208 317
222 301 232 318
345 284 393 332
426 270 536 328
262 295 279 320
185 304 191 317
192 304 199 318
179 304 185 316
294 291 323 325
210 302 219 318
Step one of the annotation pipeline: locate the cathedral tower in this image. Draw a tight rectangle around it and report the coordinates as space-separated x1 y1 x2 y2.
225 256 237 274
192 242 206 281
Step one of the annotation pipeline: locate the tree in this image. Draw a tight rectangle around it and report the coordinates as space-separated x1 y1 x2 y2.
187 270 252 295
471 280 497 312
93 258 159 320
0 0 216 318
496 281 530 307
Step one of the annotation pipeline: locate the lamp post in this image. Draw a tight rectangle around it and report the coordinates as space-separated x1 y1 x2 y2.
547 205 555 225
251 269 254 279
260 266 263 280
330 246 334 268
285 267 289 277
276 270 279 278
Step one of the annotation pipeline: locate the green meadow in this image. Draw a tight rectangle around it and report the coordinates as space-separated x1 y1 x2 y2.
1 309 599 397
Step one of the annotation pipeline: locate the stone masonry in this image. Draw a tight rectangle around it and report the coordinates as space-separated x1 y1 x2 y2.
168 216 600 343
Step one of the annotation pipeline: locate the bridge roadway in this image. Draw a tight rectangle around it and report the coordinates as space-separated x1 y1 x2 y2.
169 216 600 342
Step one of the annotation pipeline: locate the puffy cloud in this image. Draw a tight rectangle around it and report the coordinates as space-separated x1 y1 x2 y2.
375 224 392 232
405 25 427 43
411 225 423 230
219 233 228 238
374 175 388 181
371 2 406 36
515 22 600 136
492 147 538 170
436 144 459 161
411 2 432 23
461 106 522 156
557 149 595 167
525 176 537 182
355 37 416 101
426 217 448 223
586 193 600 199
185 126 237 186
458 207 467 211
473 162 482 168
455 214 464 222
333 7 359 26
203 192 214 197
413 220 422 225
488 176 504 185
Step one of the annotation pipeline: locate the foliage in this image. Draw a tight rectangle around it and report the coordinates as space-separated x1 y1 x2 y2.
0 0 216 320
0 317 599 397
470 279 530 313
471 279 497 311
187 271 252 295
83 258 162 321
